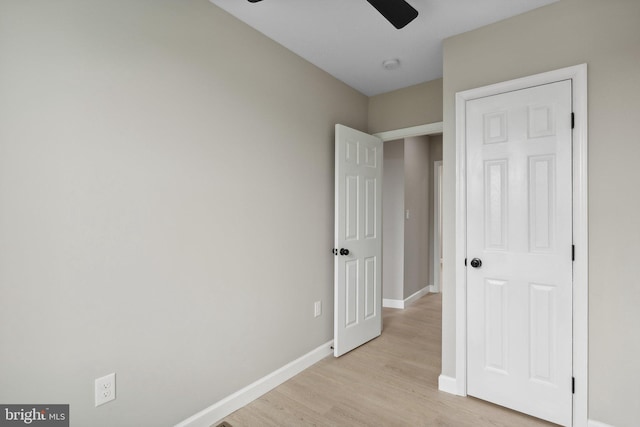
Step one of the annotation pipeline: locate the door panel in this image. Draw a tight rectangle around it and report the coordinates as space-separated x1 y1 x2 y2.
345 259 358 327
466 81 573 426
484 159 507 250
334 124 383 357
529 155 556 252
484 278 508 373
364 256 376 319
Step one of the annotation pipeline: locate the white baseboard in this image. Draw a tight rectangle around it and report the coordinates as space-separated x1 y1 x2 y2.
175 340 334 427
383 285 432 309
382 298 405 309
438 374 459 395
405 286 431 307
588 420 615 427
437 375 612 426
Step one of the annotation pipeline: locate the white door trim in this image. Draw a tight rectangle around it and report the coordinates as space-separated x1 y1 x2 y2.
454 64 588 426
373 122 443 142
433 160 443 293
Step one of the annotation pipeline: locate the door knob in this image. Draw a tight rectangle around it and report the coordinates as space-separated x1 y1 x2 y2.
340 248 350 256
470 258 482 268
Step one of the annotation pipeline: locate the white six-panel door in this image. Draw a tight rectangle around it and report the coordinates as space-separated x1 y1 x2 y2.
466 81 573 426
334 124 383 357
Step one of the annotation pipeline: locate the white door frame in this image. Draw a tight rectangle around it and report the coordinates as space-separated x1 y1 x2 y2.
433 160 443 293
374 122 443 142
454 64 588 426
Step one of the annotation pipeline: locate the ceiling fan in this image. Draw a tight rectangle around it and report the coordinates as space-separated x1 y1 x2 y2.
246 0 419 30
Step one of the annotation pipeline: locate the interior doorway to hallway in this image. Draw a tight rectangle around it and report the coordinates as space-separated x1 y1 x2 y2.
374 123 443 310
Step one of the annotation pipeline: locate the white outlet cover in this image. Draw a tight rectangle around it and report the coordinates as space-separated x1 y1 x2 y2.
95 373 116 407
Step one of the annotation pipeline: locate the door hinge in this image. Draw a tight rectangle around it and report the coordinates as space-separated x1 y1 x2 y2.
572 245 575 261
571 112 575 129
572 377 575 394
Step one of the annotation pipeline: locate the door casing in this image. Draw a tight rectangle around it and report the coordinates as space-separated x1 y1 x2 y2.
453 64 588 426
433 160 443 294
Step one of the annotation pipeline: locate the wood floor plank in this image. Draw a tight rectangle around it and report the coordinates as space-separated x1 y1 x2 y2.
220 294 557 427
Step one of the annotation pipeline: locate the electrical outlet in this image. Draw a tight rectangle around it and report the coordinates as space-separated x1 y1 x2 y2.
95 373 116 407
314 301 322 318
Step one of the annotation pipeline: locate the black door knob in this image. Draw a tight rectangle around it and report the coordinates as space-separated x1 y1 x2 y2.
470 258 482 268
340 248 350 256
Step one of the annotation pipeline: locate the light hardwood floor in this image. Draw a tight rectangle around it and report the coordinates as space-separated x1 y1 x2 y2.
219 293 556 427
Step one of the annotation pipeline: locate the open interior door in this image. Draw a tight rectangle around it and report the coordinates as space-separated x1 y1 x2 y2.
334 124 383 357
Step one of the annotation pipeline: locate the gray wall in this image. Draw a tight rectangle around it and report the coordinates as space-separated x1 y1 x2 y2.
0 1 368 426
403 136 432 299
382 140 405 301
382 136 442 301
368 79 443 134
441 1 640 426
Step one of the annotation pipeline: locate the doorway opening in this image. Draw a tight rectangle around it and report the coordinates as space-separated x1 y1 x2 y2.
374 123 443 309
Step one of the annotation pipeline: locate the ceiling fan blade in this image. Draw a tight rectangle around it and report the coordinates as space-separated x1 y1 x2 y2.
246 0 417 30
365 0 418 29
